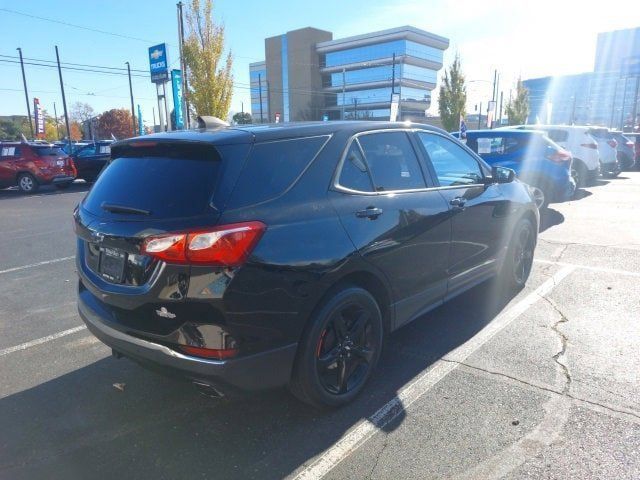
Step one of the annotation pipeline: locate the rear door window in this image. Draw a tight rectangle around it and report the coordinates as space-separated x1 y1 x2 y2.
82 143 222 219
418 132 484 187
228 135 329 208
356 131 426 191
338 142 374 192
33 147 65 156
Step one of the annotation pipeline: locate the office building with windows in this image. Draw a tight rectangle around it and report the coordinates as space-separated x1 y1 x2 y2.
249 26 449 122
523 27 640 129
249 61 269 123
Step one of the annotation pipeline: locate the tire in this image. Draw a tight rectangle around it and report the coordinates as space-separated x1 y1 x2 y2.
571 160 588 188
55 182 72 190
17 173 38 193
500 217 536 292
289 286 383 409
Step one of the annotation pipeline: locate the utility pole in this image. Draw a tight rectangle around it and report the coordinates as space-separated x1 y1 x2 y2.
490 69 497 129
177 2 190 128
53 102 60 140
341 68 346 120
16 48 34 139
125 62 136 136
631 75 640 131
241 101 244 114
55 46 71 146
152 107 156 132
620 77 628 130
498 91 503 126
258 73 264 123
478 101 482 129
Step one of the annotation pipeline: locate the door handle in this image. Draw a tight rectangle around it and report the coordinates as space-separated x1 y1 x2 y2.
449 197 466 209
356 206 383 219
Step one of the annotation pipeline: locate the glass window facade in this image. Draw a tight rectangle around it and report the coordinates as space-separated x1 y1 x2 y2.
325 40 443 67
327 64 436 87
249 64 268 122
281 35 290 122
337 86 430 106
523 72 635 128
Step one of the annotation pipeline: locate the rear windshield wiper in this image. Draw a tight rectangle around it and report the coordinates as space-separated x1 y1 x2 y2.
101 202 151 215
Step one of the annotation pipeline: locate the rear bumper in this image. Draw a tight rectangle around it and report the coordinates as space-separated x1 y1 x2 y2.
78 291 298 394
51 175 75 184
600 159 621 175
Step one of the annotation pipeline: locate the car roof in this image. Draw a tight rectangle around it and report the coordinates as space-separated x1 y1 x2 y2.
466 129 545 137
113 121 445 148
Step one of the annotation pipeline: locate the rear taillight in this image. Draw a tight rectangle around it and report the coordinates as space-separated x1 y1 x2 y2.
607 139 618 149
546 149 572 163
141 221 266 267
179 345 238 360
580 143 598 149
626 141 634 148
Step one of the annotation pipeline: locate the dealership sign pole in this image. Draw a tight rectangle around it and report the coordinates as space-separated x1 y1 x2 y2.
149 43 170 131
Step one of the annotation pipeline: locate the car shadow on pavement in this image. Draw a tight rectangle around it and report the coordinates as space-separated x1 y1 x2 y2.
0 182 90 200
0 281 518 480
539 208 564 233
572 188 593 201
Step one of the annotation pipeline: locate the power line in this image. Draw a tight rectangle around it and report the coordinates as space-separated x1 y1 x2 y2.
0 7 175 47
0 53 148 73
0 58 150 78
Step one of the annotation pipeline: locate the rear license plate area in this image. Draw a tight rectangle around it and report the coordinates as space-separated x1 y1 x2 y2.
99 247 126 283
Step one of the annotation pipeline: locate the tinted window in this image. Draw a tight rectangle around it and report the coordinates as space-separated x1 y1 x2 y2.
228 136 328 208
77 146 96 157
1 146 19 156
418 133 483 186
34 147 65 156
357 132 425 191
339 142 374 192
83 146 221 219
546 129 568 142
474 136 520 155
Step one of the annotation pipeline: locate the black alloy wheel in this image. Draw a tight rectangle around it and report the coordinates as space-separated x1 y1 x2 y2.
290 287 383 408
512 220 535 286
316 303 376 395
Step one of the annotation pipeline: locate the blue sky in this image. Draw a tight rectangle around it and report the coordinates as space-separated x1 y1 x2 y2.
1 0 638 126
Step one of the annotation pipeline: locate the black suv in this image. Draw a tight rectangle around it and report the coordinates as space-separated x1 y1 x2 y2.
75 122 538 408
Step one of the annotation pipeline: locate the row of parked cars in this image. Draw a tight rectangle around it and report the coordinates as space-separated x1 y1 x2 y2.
453 125 638 209
0 139 112 192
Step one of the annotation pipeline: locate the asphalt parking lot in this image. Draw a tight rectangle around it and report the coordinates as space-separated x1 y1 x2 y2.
1 175 639 480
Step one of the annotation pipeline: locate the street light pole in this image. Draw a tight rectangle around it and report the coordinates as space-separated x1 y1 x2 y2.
177 1 190 128
16 48 34 139
55 46 71 147
125 62 136 136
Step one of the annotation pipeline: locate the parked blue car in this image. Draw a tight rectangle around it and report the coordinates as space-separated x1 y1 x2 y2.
454 130 576 209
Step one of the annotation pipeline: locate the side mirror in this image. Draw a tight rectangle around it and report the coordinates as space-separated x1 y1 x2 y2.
491 166 516 184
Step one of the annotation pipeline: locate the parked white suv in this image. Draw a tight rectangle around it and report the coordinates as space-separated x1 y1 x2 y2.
586 127 621 177
504 125 600 187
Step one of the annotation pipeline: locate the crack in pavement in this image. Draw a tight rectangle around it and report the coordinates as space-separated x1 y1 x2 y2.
543 295 572 395
365 433 389 479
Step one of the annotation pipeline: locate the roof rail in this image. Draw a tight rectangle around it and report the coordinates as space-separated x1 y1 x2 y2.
196 116 230 129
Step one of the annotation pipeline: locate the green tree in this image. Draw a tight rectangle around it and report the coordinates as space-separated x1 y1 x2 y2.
96 109 134 140
0 117 30 140
183 0 233 119
232 112 252 124
506 77 529 125
438 54 467 132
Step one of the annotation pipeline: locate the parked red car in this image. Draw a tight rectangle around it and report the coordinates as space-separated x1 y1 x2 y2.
0 142 77 192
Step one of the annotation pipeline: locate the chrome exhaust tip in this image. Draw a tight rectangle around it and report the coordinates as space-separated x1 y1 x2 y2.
193 381 225 399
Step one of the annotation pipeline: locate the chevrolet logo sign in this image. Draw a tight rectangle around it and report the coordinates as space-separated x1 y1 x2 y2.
150 49 163 60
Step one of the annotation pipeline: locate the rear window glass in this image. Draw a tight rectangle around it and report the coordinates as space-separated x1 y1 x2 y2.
228 135 328 208
34 147 65 156
83 146 221 219
546 129 568 142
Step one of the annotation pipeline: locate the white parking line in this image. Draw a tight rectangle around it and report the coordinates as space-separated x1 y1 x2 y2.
534 259 640 277
0 256 74 275
0 325 87 357
293 265 576 480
